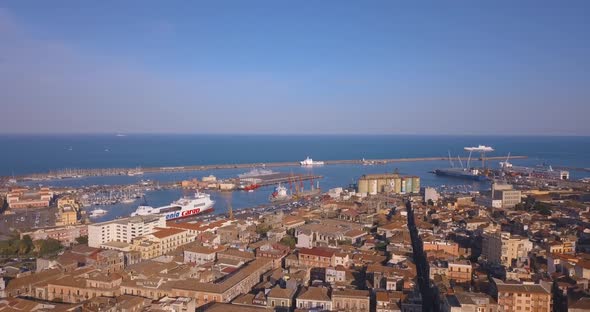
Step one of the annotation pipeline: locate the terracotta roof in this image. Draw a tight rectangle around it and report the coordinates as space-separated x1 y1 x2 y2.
299 247 336 258
171 258 272 294
203 303 271 311
496 283 550 294
218 248 255 260
332 289 370 298
267 286 296 299
151 227 187 239
184 244 225 255
297 287 331 302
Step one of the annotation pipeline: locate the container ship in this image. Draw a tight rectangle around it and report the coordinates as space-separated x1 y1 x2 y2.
130 192 214 221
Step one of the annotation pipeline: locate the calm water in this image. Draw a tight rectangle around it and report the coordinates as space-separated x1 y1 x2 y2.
3 134 589 221
2 134 590 176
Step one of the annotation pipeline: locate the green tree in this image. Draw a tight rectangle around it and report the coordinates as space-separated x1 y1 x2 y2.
38 238 63 257
19 235 33 255
75 235 88 245
255 225 272 237
280 235 297 249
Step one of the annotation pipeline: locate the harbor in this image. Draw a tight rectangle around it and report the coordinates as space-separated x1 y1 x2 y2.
11 155 525 182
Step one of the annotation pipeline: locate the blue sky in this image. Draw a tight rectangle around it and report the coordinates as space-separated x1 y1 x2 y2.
0 1 589 135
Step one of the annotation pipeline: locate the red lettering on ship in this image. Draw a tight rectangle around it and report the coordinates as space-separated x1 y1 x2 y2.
181 208 201 217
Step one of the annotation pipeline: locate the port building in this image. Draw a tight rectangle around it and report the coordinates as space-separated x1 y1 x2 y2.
357 173 420 196
6 187 53 209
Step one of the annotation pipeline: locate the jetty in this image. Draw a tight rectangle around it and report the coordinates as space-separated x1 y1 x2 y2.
13 155 525 182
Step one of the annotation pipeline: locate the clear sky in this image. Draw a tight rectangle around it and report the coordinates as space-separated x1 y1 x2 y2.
0 1 589 135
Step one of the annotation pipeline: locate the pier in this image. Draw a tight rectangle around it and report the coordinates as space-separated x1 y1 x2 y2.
14 155 525 182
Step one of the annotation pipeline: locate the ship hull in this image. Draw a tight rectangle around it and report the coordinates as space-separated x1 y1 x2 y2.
163 206 214 221
434 169 488 181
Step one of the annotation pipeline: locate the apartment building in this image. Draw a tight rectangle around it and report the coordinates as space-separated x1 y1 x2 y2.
296 287 332 311
482 232 532 266
184 245 226 265
492 279 551 312
88 215 166 248
332 289 370 312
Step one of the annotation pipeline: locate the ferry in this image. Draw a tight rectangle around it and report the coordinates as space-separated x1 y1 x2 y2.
300 157 325 166
130 192 215 221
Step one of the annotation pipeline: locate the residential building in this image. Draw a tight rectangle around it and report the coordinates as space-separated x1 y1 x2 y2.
20 225 88 245
266 286 295 312
492 183 522 208
88 215 166 248
482 232 532 266
376 291 402 312
332 289 370 312
491 279 551 312
184 245 225 265
357 173 420 195
296 287 332 311
444 292 499 312
297 248 336 268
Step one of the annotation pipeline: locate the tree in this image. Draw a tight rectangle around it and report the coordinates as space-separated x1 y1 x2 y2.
75 235 88 245
255 225 272 237
38 238 63 257
280 235 297 249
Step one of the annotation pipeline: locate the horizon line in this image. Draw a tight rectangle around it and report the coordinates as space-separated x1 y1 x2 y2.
0 132 589 137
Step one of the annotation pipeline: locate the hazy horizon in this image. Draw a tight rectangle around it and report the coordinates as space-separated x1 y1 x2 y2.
1 1 589 135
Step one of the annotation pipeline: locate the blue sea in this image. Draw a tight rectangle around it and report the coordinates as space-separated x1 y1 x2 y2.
2 134 589 221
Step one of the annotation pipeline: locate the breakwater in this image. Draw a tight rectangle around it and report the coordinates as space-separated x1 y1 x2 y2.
15 155 525 182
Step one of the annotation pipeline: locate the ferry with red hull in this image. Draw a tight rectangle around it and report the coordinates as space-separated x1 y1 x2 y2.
130 192 215 221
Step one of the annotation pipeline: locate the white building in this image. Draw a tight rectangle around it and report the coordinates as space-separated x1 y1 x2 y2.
482 232 532 266
88 215 166 248
183 245 224 264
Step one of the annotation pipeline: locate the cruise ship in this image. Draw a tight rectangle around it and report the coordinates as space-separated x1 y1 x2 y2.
300 157 325 166
89 208 107 218
131 192 214 221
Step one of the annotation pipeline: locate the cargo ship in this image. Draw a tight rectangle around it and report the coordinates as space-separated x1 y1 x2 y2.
130 192 214 221
433 148 490 181
433 168 489 181
269 183 291 202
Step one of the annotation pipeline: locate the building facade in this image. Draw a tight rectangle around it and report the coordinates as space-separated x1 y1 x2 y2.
357 173 420 196
88 215 166 248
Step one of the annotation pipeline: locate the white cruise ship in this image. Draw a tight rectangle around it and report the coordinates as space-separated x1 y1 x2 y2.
89 208 107 218
300 157 325 166
131 192 214 221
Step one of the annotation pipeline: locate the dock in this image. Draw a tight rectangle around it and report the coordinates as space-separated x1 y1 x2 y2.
14 155 525 182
